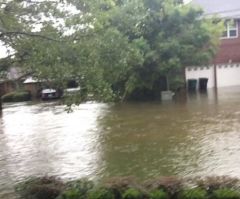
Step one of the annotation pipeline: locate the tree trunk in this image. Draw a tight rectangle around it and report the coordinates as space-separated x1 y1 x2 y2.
166 74 170 90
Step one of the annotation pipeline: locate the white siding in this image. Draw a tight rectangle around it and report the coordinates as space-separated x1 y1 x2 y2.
185 66 215 88
185 64 240 88
217 64 240 87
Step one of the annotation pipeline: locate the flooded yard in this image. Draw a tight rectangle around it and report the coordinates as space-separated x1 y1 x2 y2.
0 87 240 198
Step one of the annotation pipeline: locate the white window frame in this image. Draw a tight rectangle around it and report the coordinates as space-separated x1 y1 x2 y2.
221 20 238 39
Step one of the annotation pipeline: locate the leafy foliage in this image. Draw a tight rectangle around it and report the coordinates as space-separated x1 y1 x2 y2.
211 188 240 199
87 188 115 199
149 189 169 199
179 188 207 199
0 0 223 103
15 176 240 199
58 179 94 199
122 188 143 199
144 176 184 195
196 176 240 192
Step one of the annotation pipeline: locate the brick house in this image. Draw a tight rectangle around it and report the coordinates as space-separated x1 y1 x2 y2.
186 0 240 89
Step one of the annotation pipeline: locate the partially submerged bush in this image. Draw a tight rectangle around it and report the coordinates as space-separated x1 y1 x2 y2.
2 90 31 102
57 188 82 199
149 189 169 199
144 177 183 196
15 176 64 199
104 176 140 199
15 176 240 199
179 188 207 199
88 187 115 199
58 179 94 199
122 188 143 199
211 188 240 199
104 177 138 192
196 176 240 192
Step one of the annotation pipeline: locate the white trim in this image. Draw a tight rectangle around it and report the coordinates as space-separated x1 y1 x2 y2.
185 63 240 88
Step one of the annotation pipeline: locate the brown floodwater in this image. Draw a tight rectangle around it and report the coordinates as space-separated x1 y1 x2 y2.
0 87 240 198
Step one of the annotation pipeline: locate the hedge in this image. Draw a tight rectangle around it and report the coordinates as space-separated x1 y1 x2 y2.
1 90 31 102
15 176 240 199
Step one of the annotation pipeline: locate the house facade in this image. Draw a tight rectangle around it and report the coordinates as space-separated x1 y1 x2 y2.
0 67 23 96
186 0 240 89
0 67 41 98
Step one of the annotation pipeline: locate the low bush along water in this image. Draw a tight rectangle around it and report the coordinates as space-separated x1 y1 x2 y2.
1 90 31 102
15 176 240 199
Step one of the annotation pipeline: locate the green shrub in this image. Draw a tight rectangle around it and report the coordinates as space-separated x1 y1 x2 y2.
15 176 64 199
179 188 207 199
57 188 82 199
169 77 185 91
104 177 137 192
104 177 138 199
88 188 115 199
2 90 31 102
211 188 240 199
196 176 240 192
122 188 143 199
67 179 94 194
144 177 183 195
149 189 169 199
58 179 94 199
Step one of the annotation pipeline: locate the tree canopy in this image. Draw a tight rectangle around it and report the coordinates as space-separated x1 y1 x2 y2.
0 0 223 103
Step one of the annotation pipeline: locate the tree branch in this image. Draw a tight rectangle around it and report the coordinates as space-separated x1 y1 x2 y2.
0 30 64 42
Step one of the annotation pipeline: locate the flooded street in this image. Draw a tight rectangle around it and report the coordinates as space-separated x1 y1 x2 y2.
0 87 240 198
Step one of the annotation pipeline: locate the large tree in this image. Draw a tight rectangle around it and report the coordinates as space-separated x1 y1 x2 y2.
0 0 222 104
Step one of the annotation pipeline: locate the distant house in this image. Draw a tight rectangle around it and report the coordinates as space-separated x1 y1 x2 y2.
0 67 24 96
0 67 41 98
23 77 42 98
186 0 240 89
0 67 81 100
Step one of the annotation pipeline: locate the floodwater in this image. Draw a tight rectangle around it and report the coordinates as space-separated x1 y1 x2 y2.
0 87 240 198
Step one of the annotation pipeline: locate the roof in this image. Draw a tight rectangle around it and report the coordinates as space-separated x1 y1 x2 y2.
191 0 240 18
23 77 39 84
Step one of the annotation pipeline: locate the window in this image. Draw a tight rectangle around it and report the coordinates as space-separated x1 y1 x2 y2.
221 20 238 39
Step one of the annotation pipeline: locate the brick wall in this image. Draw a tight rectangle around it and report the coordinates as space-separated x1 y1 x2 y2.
213 19 240 64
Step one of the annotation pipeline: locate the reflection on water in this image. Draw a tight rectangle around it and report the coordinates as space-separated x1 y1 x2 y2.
0 102 108 198
0 87 240 198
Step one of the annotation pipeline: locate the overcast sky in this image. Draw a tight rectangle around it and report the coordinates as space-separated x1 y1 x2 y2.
0 42 8 58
